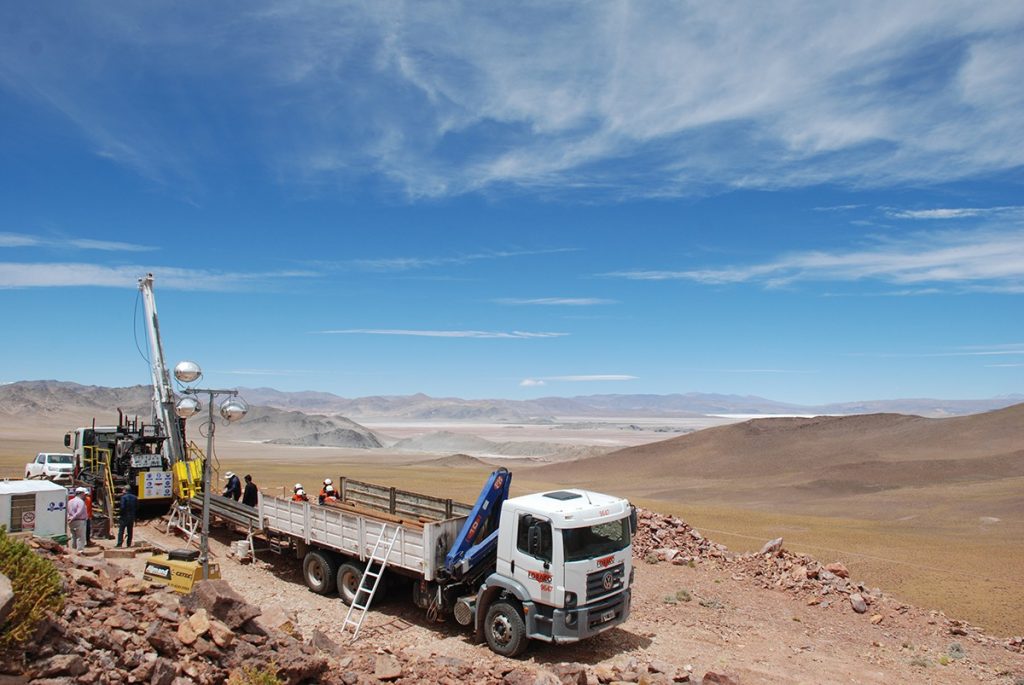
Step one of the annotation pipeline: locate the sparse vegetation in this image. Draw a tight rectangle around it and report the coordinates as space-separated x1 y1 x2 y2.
227 661 284 685
910 656 930 668
0 527 64 647
644 552 659 565
938 655 950 666
675 589 691 602
662 594 678 604
947 642 966 660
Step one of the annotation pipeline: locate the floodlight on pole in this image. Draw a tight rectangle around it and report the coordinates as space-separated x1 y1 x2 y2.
174 361 248 581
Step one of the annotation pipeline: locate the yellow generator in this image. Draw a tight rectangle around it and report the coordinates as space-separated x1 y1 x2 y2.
143 549 220 593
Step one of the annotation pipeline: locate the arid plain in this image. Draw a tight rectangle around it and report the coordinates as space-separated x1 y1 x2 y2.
1 392 1021 636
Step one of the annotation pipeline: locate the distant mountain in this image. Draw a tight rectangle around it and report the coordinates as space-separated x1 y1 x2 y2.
238 386 1023 420
0 380 381 449
4 381 1021 428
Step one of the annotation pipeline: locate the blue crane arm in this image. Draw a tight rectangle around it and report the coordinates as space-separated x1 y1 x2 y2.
444 468 511 577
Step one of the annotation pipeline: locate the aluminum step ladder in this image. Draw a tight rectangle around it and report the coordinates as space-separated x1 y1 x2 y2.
341 524 400 641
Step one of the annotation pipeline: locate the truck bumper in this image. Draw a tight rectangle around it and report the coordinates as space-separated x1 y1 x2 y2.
535 589 630 643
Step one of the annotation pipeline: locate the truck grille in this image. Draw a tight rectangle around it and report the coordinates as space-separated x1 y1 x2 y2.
586 563 624 601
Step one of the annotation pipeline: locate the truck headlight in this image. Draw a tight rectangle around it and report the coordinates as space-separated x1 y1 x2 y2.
564 591 577 609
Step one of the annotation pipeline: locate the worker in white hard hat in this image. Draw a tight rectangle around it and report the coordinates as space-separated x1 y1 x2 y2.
318 478 333 504
292 488 308 502
319 484 339 505
222 471 241 501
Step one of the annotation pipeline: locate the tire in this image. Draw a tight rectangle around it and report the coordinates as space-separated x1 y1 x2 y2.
484 600 529 657
302 550 339 595
337 561 388 607
336 562 363 606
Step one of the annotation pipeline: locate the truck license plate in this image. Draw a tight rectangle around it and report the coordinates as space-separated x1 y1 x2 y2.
599 610 615 623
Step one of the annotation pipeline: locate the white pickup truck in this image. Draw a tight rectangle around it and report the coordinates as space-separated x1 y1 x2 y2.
25 452 74 484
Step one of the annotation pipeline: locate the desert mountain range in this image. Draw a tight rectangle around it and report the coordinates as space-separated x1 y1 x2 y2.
534 403 1024 519
3 379 1020 423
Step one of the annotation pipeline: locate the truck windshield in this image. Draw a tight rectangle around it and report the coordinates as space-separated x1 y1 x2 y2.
48 455 73 464
562 518 630 562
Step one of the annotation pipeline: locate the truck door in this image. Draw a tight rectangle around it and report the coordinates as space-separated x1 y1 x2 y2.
512 514 555 607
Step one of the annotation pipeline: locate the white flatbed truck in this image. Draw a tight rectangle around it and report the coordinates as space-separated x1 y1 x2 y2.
255 468 635 656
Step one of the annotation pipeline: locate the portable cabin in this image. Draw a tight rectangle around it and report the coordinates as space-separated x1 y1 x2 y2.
0 480 68 539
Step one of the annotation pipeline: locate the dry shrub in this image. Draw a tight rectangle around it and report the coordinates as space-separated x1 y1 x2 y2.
0 527 64 647
228 660 284 685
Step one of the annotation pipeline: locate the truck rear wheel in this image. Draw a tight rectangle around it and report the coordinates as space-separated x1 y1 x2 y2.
484 600 528 657
337 561 388 606
337 562 363 605
303 550 338 595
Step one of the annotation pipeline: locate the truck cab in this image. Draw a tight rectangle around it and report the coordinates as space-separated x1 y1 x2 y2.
478 488 634 655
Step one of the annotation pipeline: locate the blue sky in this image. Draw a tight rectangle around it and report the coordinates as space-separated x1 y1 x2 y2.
1 2 1022 404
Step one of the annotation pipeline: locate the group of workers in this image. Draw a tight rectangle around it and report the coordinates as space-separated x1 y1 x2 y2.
222 471 259 507
65 484 138 552
291 478 341 505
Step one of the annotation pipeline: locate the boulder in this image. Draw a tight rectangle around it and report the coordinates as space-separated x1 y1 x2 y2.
550 662 587 684
849 593 868 614
826 562 849 579
243 603 297 637
374 654 403 681
182 580 261 630
188 608 211 637
0 574 12 626
177 619 198 646
759 538 783 556
702 673 738 685
309 629 343 658
209 619 235 649
33 654 86 678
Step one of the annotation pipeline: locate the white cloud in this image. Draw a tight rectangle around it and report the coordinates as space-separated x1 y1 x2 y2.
522 374 637 384
0 232 155 252
320 329 568 339
495 297 616 306
4 3 1023 197
67 238 156 252
0 263 315 290
606 228 1024 292
519 378 546 387
885 206 1024 220
0 233 42 248
348 248 579 272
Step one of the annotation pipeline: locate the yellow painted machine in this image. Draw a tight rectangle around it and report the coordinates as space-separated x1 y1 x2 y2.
143 549 220 593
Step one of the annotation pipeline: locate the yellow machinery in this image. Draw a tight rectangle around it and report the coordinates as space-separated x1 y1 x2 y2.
143 550 220 593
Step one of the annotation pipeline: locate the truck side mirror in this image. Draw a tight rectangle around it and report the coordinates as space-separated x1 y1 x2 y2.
64 434 71 448
528 524 541 556
629 505 638 535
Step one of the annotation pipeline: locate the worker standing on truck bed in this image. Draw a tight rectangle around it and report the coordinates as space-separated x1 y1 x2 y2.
319 484 339 505
223 471 241 500
242 474 258 507
292 484 308 502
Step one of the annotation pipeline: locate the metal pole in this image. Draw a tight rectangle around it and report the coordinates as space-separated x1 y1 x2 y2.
201 390 214 580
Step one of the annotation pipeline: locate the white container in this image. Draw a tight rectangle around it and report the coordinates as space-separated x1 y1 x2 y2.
0 480 69 538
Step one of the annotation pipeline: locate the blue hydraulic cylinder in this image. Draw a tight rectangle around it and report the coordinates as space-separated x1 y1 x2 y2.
444 468 511 577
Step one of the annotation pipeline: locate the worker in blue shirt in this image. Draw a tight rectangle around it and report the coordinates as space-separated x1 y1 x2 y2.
116 486 138 548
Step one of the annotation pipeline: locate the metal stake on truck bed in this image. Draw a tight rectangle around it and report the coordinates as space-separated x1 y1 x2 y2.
341 524 401 641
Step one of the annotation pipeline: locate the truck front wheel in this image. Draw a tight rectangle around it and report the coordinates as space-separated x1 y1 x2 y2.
484 600 528 657
303 550 338 595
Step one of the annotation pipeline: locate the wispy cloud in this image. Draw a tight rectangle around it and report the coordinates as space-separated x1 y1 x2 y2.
495 297 616 306
606 228 1024 292
885 206 1024 220
847 343 1024 358
520 374 636 386
985 363 1024 367
348 248 578 272
0 263 315 291
4 4 1023 197
319 329 568 339
0 232 155 252
219 369 314 376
